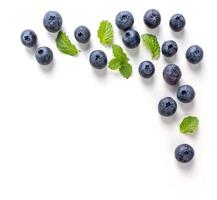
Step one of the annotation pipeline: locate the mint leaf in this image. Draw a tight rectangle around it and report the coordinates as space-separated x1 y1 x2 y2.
119 63 132 79
141 33 160 59
98 20 113 46
180 116 199 134
109 58 122 70
112 44 128 60
109 44 132 79
56 31 79 56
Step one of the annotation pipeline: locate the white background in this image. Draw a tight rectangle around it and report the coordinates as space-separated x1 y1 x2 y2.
0 0 216 199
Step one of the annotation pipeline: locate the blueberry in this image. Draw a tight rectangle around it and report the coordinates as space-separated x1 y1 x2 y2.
20 29 37 47
43 11 62 33
175 144 194 163
122 29 140 49
169 14 186 32
89 50 107 69
115 11 134 31
74 26 91 44
163 64 182 85
144 9 161 29
177 85 195 103
139 61 155 78
162 40 178 57
158 97 177 117
186 45 203 64
35 47 53 65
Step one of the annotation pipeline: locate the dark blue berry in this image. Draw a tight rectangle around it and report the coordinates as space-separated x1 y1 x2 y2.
35 47 53 65
144 9 161 29
43 11 62 33
122 29 140 49
175 144 194 163
177 85 195 103
186 45 203 64
163 64 182 85
158 97 177 117
20 29 37 47
139 61 155 78
89 50 107 69
169 14 186 32
162 40 178 57
115 11 134 31
74 26 91 44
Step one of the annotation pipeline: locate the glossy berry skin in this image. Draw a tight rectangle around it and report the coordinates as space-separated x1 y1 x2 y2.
35 47 53 65
158 97 177 117
43 11 63 33
163 64 182 85
169 14 186 32
177 85 195 103
186 45 203 64
122 29 140 49
74 26 91 44
139 61 155 78
144 9 161 29
89 50 107 69
162 40 178 57
20 29 37 47
115 11 134 31
175 144 194 163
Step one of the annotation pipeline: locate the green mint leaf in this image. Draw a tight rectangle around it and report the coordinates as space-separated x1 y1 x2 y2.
112 44 128 61
179 116 199 134
141 33 160 59
119 63 132 79
97 20 113 46
109 44 132 79
56 31 79 56
109 58 122 70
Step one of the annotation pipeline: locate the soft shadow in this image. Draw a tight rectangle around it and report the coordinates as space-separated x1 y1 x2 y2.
179 101 195 112
25 44 38 55
171 29 185 39
125 46 140 57
165 82 179 93
176 159 194 171
92 68 107 78
160 114 178 124
145 26 160 35
163 54 178 63
39 61 55 73
78 41 92 51
47 31 59 40
187 61 203 73
140 75 155 86
117 29 125 37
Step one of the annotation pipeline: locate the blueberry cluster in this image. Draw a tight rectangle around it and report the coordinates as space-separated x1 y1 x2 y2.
21 9 203 164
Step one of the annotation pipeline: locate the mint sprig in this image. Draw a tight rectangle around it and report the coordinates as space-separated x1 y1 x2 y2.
141 33 160 59
179 116 199 135
97 20 113 46
109 44 132 79
56 31 79 56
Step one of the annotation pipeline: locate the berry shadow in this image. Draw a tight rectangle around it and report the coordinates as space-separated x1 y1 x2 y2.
159 114 178 124
92 68 107 78
163 54 178 63
176 158 195 171
171 29 185 39
125 46 140 59
145 26 161 36
39 60 55 73
186 61 203 73
140 75 155 86
25 44 38 55
178 101 195 112
77 40 92 52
